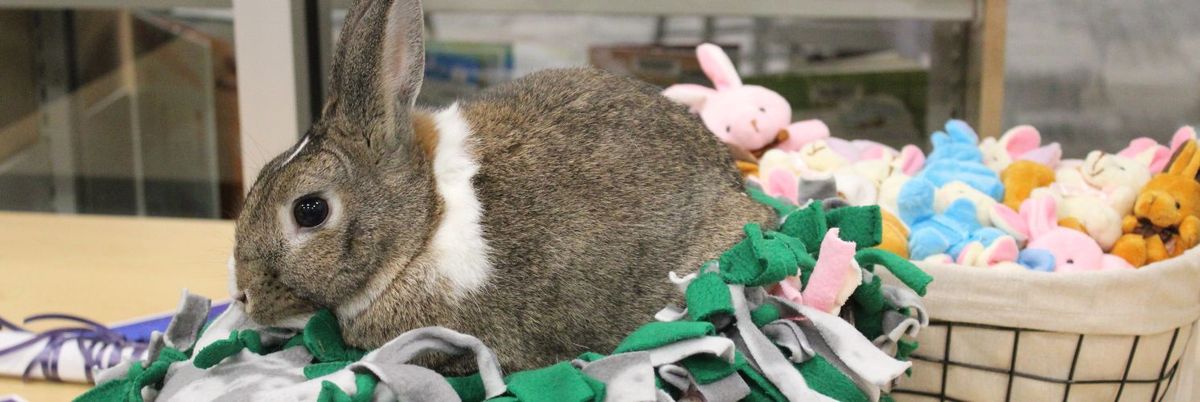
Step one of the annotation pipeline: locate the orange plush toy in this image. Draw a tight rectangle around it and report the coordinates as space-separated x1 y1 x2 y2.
1112 140 1200 267
878 211 910 259
1000 159 1056 209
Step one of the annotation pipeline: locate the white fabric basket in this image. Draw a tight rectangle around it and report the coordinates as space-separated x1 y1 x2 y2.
882 247 1200 402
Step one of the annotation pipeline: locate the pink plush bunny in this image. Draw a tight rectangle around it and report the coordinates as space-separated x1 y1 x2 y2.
772 228 862 314
991 195 1134 272
1118 126 1197 173
978 125 1063 172
662 43 828 154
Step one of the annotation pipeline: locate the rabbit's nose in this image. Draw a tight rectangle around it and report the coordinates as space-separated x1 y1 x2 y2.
751 119 759 132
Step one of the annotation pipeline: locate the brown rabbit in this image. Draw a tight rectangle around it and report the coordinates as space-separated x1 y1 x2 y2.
231 0 773 372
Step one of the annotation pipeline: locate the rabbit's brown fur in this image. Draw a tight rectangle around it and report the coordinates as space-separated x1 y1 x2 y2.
233 0 772 372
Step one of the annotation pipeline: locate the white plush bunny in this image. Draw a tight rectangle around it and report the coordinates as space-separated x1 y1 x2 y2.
978 125 1062 172
1032 142 1173 250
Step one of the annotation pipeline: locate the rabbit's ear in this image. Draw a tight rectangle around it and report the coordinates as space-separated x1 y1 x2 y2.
990 203 1029 242
1022 196 1058 239
696 43 742 90
1000 125 1041 156
1167 140 1200 180
1018 143 1062 167
1171 126 1196 155
324 0 425 151
1119 138 1172 173
898 145 926 175
944 120 979 144
765 169 800 205
661 84 716 112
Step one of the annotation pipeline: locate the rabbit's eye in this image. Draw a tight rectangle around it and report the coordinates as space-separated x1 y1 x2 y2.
758 107 766 113
1176 201 1182 209
293 195 330 228
726 125 732 133
1066 258 1075 264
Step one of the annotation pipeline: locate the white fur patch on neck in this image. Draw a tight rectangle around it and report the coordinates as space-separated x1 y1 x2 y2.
337 104 491 319
427 104 492 295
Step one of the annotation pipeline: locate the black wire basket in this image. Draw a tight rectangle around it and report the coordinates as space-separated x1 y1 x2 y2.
891 320 1195 402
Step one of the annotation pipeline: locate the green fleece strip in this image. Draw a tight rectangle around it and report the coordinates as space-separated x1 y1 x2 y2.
613 321 715 354
851 275 887 340
750 303 782 328
798 355 869 402
719 224 812 286
576 351 606 363
504 361 598 402
448 373 487 402
897 339 920 362
193 331 246 369
305 362 353 380
681 354 741 385
778 202 828 254
75 346 189 402
305 310 366 363
746 185 798 216
686 272 734 321
826 206 883 249
316 372 378 402
855 248 933 296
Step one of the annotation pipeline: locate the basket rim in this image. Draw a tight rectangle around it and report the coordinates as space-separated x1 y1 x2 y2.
876 247 1200 335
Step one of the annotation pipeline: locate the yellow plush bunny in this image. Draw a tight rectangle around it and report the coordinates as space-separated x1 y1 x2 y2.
1112 140 1200 267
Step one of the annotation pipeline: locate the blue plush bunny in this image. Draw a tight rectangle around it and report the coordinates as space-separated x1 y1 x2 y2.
899 120 1008 260
918 120 1005 200
899 178 1008 260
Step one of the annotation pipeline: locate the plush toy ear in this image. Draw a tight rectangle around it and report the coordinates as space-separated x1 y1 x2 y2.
1018 143 1062 167
661 84 716 112
1170 126 1196 155
1146 146 1174 174
1119 137 1156 158
781 119 831 149
944 120 979 144
1000 125 1041 157
989 203 1029 243
824 138 861 163
695 43 742 91
1120 138 1171 173
765 169 800 205
983 236 1020 265
858 143 890 161
1167 140 1200 180
898 145 926 175
1022 196 1058 240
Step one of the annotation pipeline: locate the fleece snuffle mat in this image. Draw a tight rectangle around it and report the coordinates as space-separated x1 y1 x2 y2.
72 201 933 402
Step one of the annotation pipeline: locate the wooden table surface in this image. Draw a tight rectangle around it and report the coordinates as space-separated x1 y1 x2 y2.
0 212 233 401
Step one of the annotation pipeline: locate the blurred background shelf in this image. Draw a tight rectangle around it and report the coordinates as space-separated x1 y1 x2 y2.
1 0 975 21
0 0 1003 218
